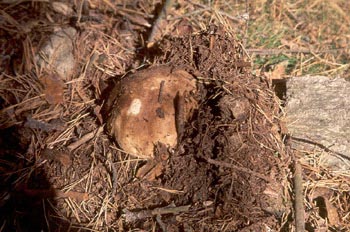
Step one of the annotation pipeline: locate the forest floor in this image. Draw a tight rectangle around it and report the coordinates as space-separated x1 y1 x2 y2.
0 0 349 231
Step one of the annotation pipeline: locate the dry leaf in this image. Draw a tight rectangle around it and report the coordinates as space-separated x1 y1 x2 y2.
323 198 340 225
312 187 340 226
40 74 64 104
266 60 289 80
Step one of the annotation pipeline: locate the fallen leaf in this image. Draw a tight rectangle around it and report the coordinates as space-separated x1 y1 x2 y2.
312 187 340 226
324 198 340 225
266 60 289 80
40 74 64 104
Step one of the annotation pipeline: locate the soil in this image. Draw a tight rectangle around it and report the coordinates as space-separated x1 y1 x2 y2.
0 1 291 231
121 28 288 231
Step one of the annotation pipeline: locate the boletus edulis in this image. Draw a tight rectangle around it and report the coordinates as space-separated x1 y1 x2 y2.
105 65 197 159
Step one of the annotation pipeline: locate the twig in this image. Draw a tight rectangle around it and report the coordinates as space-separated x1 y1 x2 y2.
291 136 350 162
42 200 50 232
123 204 190 223
117 10 151 27
205 158 271 182
24 116 63 132
109 159 118 198
156 215 167 232
147 0 175 48
0 9 23 31
67 127 103 151
294 159 305 232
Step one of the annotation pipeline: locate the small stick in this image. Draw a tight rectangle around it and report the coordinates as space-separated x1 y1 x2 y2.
205 158 271 182
67 127 103 151
123 205 190 223
232 61 251 68
109 160 118 198
24 117 63 132
294 159 305 232
118 10 151 27
147 0 175 48
156 215 167 232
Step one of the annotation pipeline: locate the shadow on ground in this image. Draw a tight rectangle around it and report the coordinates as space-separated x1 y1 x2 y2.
0 126 72 232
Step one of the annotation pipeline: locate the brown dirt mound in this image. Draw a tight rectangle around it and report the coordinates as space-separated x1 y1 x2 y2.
105 27 290 231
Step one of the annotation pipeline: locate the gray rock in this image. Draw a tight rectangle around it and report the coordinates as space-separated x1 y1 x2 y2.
35 27 77 80
285 76 350 169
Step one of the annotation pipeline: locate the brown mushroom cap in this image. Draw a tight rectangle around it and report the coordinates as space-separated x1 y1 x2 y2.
106 66 197 159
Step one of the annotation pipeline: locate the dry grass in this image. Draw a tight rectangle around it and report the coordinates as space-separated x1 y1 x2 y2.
0 0 349 231
245 0 350 78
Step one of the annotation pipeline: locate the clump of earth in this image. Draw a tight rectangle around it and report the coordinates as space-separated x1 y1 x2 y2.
106 27 289 231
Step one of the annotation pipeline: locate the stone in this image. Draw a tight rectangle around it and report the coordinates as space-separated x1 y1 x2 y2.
35 27 77 80
285 76 350 169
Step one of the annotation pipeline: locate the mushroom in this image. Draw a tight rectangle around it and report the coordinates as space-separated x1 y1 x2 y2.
105 65 197 159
